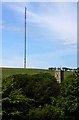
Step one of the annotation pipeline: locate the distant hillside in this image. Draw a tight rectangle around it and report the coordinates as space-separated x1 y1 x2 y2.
2 68 73 79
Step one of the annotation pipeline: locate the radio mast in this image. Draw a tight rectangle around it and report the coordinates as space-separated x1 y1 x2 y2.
24 7 26 68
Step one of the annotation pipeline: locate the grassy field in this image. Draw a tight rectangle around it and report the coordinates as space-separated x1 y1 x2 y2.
0 68 2 86
2 68 54 79
1 67 74 79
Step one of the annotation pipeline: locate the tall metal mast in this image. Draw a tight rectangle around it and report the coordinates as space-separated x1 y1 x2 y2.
24 7 26 68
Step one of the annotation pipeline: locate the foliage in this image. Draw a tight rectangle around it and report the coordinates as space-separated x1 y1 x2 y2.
58 73 79 120
9 73 60 106
2 72 79 120
2 76 35 120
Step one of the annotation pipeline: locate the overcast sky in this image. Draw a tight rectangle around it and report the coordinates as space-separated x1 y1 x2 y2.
1 1 77 68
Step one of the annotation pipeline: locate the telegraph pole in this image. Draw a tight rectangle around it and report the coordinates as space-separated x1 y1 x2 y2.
24 7 26 68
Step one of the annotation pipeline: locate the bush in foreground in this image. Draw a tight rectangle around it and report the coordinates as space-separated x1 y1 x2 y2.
2 72 79 120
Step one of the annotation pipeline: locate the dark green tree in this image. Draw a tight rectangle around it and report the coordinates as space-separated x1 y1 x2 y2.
2 76 35 120
51 73 79 120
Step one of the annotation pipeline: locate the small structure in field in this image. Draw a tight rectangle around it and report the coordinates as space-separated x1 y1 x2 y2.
54 68 64 83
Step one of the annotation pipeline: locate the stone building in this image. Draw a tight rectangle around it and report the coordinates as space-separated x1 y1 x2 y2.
54 68 64 83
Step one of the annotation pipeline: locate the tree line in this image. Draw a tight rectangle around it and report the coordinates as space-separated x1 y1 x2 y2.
49 67 78 72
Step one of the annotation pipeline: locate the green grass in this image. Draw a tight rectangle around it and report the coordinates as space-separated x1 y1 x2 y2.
2 68 54 79
1 68 74 79
0 68 2 86
64 71 73 78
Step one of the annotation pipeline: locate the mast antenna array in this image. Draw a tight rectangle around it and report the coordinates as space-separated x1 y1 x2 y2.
24 7 26 68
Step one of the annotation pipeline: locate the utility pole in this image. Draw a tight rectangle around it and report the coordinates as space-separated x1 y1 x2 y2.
24 7 26 68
